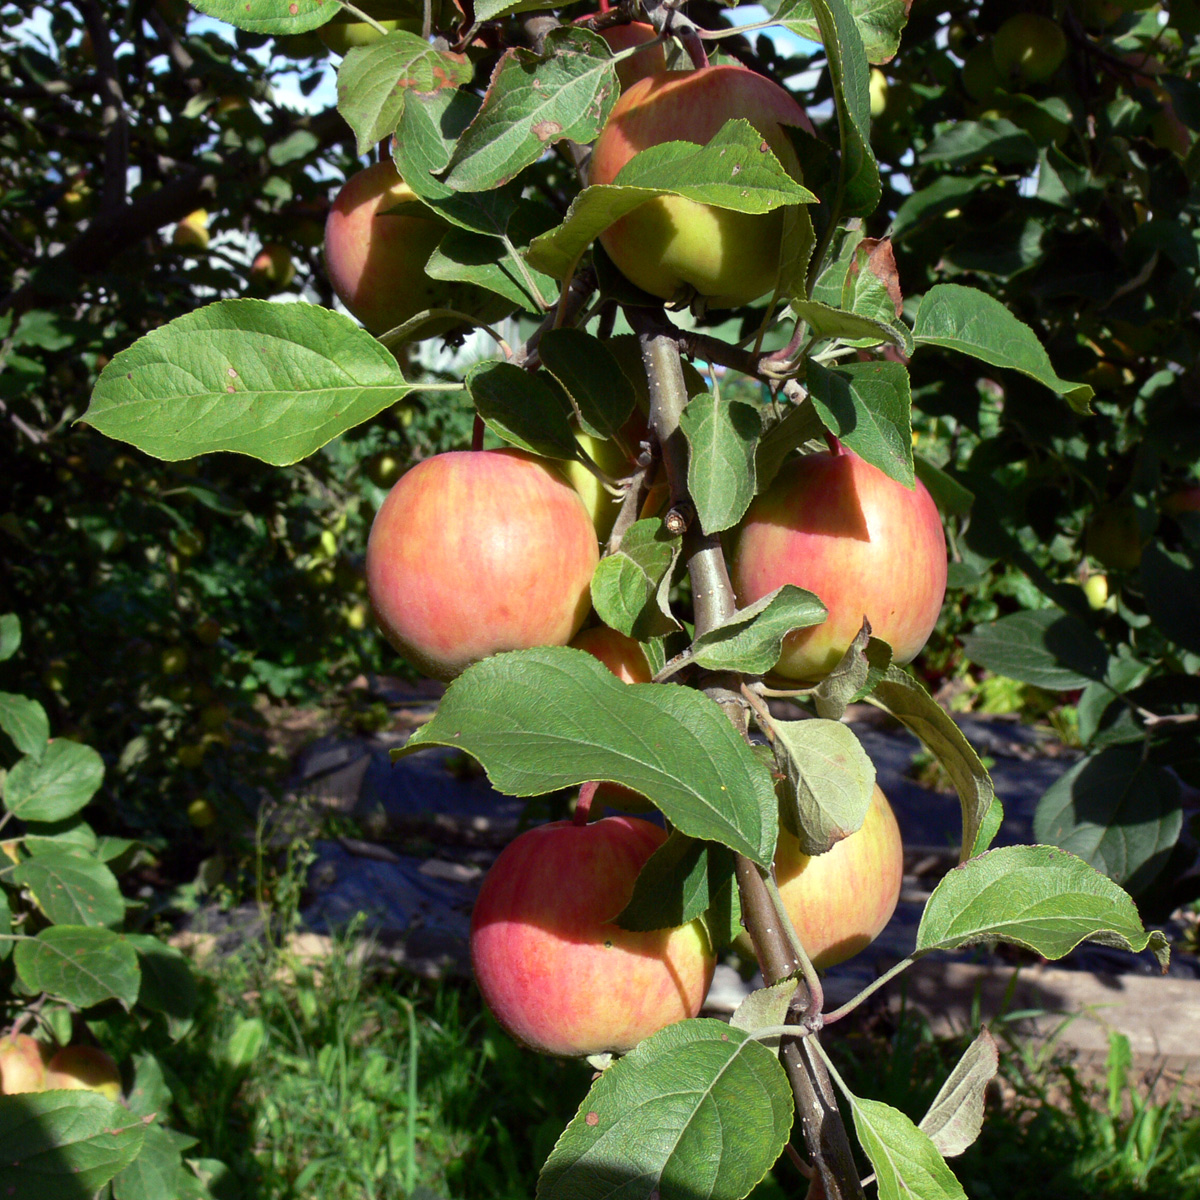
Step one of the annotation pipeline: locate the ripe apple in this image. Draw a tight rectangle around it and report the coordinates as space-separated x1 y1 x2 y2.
366 449 599 679
44 1045 122 1102
583 19 665 91
470 814 715 1056
1085 503 1143 570
249 244 295 292
991 15 1067 85
590 65 812 308
730 446 947 683
325 161 511 337
570 626 652 684
772 783 903 970
0 1034 48 1094
173 209 209 251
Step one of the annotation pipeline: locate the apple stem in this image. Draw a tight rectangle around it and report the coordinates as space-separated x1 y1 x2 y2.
573 781 600 824
824 432 843 456
471 414 485 452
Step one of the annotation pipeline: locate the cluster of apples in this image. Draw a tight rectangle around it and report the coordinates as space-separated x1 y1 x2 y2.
0 1033 122 1100
333 57 947 1057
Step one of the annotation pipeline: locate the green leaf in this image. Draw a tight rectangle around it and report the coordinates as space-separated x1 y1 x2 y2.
0 891 11 961
617 834 736 934
729 978 799 1052
916 844 1171 969
689 586 827 676
911 284 1093 413
960 608 1110 690
402 647 779 865
336 32 473 156
914 455 974 518
13 926 141 1009
591 519 682 641
125 935 199 1041
464 361 576 459
812 627 892 720
0 694 49 760
848 1095 967 1200
442 28 618 192
3 740 104 822
83 300 414 465
11 853 125 928
790 299 911 355
24 818 99 858
537 1019 793 1200
526 122 816 280
869 666 998 861
805 360 914 488
892 174 991 240
769 0 910 64
680 394 762 535
189 0 338 34
919 1027 998 1159
770 718 876 855
539 330 636 442
1032 746 1183 896
0 615 19 662
0 1091 146 1199
921 118 1039 168
226 1016 267 1068
112 1125 188 1200
126 1054 174 1120
755 399 825 493
1140 541 1200 655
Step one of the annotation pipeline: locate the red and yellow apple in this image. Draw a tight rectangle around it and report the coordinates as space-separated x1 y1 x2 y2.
325 161 511 337
730 446 947 683
590 65 812 308
773 783 903 970
470 814 715 1056
0 1034 48 1094
570 626 652 684
590 20 665 91
366 449 599 679
44 1045 122 1102
173 209 209 251
249 244 295 292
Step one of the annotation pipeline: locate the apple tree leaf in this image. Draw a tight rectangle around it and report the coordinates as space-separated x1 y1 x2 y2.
0 1091 146 1200
336 31 473 156
915 455 975 518
912 284 1093 412
3 739 104 823
401 647 779 865
442 28 618 193
791 299 912 356
0 694 49 761
919 1027 999 1159
465 361 577 460
11 852 125 929
961 607 1111 690
805 360 914 488
591 519 682 641
869 666 1000 860
689 586 827 676
769 0 909 64
124 935 199 1042
617 833 738 936
1140 541 1200 655
188 0 337 34
846 1093 967 1200
916 844 1171 970
0 614 19 662
1032 746 1183 896
526 121 816 280
680 394 762 535
754 397 826 493
111 1124 190 1200
537 1019 793 1200
539 329 637 441
729 978 800 1048
812 625 893 720
770 718 876 855
13 926 141 1009
83 301 422 465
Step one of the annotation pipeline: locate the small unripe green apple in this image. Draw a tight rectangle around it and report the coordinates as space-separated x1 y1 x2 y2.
991 15 1067 85
730 447 947 683
173 209 210 251
1085 504 1143 570
562 433 638 542
160 646 189 676
0 1034 48 1094
590 65 813 309
366 450 599 679
319 16 420 55
249 244 295 292
1082 574 1110 610
771 783 903 970
869 68 889 118
188 798 217 828
174 528 204 558
44 1046 122 1102
193 616 222 646
364 449 405 489
470 815 715 1056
